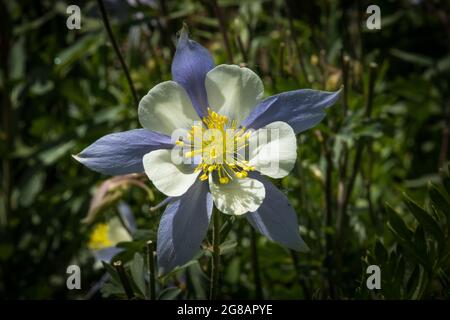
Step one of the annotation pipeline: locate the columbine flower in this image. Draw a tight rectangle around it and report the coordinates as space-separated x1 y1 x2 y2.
87 202 136 263
74 28 340 273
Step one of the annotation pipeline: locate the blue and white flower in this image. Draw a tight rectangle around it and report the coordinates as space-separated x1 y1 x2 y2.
74 29 340 273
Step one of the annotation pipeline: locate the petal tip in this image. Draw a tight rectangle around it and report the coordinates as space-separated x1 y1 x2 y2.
298 240 310 253
72 154 81 162
176 23 190 48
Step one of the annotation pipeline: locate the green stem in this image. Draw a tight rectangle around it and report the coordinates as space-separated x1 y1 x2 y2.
209 208 221 300
290 250 311 299
97 0 139 107
211 0 233 64
0 0 12 227
250 229 263 299
115 210 132 236
147 240 156 300
336 62 377 251
284 0 311 86
113 260 135 299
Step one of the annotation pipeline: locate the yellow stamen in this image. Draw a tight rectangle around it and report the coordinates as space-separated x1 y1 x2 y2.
219 177 230 184
187 108 255 184
88 223 112 250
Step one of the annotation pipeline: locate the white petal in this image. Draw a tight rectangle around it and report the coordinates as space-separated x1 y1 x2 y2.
205 64 264 125
143 149 199 197
248 121 297 178
138 81 200 136
209 175 265 215
108 217 132 245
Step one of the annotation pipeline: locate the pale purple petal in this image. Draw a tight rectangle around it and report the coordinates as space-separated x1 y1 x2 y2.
246 175 309 252
118 201 136 233
157 180 213 274
171 29 215 118
74 129 172 175
241 89 341 134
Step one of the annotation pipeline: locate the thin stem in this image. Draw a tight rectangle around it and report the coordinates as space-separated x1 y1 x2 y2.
315 130 335 298
336 55 350 237
209 207 221 300
437 77 449 172
211 0 234 64
290 250 311 299
147 241 156 300
284 0 311 86
336 62 377 256
0 0 12 227
236 35 248 63
97 0 139 107
341 54 350 118
278 42 286 77
324 140 335 299
156 0 175 55
113 260 135 299
115 210 132 236
250 228 263 299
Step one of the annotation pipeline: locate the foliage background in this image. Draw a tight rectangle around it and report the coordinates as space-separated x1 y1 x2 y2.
0 0 449 299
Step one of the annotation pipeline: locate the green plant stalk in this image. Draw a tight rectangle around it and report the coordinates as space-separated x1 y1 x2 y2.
209 207 221 300
97 0 139 108
211 0 234 64
147 241 156 300
236 35 248 63
0 0 12 227
284 0 310 86
336 62 377 260
115 209 132 236
290 250 311 299
315 130 335 299
157 0 175 54
250 228 263 299
113 260 135 299
324 139 335 299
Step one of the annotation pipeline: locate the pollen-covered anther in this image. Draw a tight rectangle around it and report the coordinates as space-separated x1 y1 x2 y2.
186 108 254 184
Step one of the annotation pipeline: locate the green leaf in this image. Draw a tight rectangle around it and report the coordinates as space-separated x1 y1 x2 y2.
54 33 102 75
374 240 388 263
129 253 146 297
386 205 413 240
406 265 421 299
158 287 182 300
20 171 46 207
443 173 450 196
101 282 125 298
403 194 445 242
185 262 208 299
413 226 427 261
101 261 121 284
390 48 433 67
429 184 450 225
386 206 431 272
219 240 237 256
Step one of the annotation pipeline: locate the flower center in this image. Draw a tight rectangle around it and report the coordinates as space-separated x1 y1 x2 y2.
88 223 113 250
178 108 255 184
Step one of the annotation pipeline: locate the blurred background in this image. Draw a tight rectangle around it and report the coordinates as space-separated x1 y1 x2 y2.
0 0 449 299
